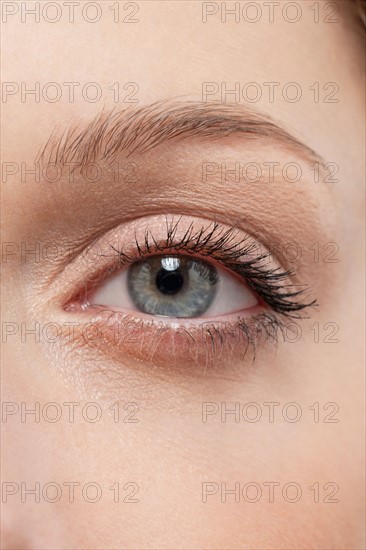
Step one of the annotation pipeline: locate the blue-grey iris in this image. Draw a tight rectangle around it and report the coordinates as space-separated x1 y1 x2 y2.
127 256 219 317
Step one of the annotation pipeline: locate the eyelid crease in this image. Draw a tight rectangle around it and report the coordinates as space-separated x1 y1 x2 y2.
28 213 271 293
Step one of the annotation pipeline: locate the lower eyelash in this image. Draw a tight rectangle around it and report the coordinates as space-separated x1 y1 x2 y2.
79 308 292 372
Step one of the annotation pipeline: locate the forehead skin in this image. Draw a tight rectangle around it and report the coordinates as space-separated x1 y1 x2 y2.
1 1 365 549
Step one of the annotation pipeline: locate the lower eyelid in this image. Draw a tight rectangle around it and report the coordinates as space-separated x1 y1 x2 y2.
57 308 285 375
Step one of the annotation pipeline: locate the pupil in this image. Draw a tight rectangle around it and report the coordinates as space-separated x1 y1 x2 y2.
156 268 184 295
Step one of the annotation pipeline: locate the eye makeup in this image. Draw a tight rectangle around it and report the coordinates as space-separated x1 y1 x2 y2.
59 214 317 371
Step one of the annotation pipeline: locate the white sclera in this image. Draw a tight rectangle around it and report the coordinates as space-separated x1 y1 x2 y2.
91 261 258 317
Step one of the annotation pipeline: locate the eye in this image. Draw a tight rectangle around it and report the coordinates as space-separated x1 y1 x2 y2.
90 255 258 318
60 215 316 371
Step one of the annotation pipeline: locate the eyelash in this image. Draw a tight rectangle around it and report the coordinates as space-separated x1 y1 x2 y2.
107 217 316 316
67 217 317 365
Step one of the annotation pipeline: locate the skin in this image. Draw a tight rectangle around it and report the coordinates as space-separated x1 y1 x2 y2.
1 1 365 548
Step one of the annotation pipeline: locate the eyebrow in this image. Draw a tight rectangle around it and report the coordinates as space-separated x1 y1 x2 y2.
37 99 323 169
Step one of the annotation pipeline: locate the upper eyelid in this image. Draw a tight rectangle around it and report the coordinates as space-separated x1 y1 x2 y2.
32 213 306 312
58 216 274 289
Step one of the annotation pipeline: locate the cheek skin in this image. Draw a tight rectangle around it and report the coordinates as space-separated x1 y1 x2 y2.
3 329 363 550
43 309 277 387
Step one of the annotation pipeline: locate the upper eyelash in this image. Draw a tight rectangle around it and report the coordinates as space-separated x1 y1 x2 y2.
105 217 318 319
